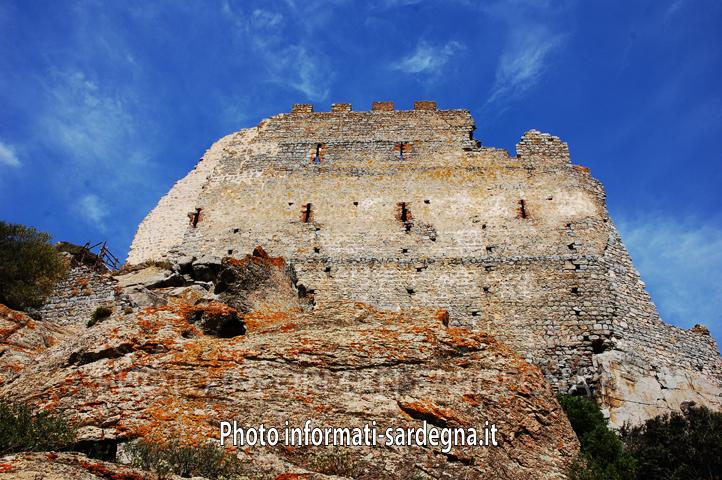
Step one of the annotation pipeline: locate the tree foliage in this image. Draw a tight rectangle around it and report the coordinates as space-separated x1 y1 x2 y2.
558 394 636 480
621 404 722 480
0 221 68 310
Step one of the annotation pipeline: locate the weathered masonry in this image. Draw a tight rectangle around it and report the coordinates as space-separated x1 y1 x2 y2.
129 101 722 427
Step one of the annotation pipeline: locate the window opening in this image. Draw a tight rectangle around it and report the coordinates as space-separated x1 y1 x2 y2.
301 203 312 223
313 144 322 164
189 208 202 228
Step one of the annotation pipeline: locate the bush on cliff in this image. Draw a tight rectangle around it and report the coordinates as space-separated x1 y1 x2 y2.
620 404 722 480
0 400 77 455
87 305 113 327
125 438 245 479
0 221 68 310
558 394 636 480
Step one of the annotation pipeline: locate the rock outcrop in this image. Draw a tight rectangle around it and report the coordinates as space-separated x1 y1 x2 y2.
1 248 578 479
0 452 153 480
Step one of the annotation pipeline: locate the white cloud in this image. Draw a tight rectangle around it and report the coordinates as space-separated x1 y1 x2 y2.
393 40 464 75
38 69 152 187
280 45 331 101
477 0 567 106
487 26 564 104
77 194 109 229
0 140 20 168
251 8 283 29
617 214 722 338
223 4 333 101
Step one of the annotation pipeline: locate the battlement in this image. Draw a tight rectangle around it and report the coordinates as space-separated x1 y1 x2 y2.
257 101 478 149
290 100 438 114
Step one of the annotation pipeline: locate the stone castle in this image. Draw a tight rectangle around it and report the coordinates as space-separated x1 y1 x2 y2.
128 101 722 427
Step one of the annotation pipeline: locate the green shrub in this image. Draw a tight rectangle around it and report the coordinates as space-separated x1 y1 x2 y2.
0 221 68 310
125 438 244 479
558 394 636 480
621 404 722 480
558 393 607 438
308 448 359 477
88 305 113 327
0 400 77 455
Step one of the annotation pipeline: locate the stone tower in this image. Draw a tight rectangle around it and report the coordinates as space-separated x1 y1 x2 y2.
129 101 722 426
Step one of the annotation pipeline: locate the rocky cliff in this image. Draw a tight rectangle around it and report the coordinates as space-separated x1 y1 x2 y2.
0 247 578 479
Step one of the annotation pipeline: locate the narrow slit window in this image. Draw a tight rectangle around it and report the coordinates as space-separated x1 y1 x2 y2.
399 203 409 222
518 199 528 219
189 208 202 228
312 144 322 164
397 202 413 233
301 203 312 223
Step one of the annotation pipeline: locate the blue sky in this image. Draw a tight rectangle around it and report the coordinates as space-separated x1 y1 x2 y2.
1 0 721 342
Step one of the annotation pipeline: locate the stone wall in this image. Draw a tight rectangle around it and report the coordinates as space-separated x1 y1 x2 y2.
128 102 722 426
35 253 119 327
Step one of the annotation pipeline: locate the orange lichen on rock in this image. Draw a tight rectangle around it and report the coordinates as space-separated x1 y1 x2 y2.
275 474 311 480
78 460 146 480
243 310 292 331
175 301 240 321
224 245 286 269
397 399 469 427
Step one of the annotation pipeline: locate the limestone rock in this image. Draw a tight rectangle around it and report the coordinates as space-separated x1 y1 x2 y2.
0 304 75 386
180 301 245 337
115 265 182 289
0 301 577 478
0 452 163 480
215 248 305 314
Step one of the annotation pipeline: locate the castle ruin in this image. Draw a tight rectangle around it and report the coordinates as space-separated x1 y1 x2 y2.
129 101 722 427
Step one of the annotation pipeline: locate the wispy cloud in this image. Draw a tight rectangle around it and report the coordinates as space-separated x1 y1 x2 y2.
222 3 333 101
393 41 465 75
38 69 152 187
251 8 283 29
479 0 567 106
77 194 109 230
0 140 20 168
370 0 424 9
487 26 564 104
617 214 722 340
